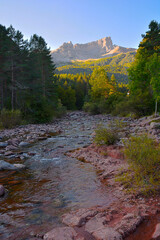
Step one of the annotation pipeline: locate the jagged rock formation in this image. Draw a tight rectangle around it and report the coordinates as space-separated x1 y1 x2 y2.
51 37 136 63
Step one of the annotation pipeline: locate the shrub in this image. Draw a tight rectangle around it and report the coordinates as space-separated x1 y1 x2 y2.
0 109 22 129
26 97 55 123
94 124 119 145
55 99 66 118
119 134 160 195
83 102 100 115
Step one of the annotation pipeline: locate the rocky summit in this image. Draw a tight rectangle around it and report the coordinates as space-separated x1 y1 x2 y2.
51 37 136 63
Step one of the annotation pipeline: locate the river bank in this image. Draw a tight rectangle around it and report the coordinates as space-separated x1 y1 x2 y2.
0 111 160 239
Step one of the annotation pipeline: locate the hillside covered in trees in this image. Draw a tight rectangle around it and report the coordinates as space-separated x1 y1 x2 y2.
56 51 136 84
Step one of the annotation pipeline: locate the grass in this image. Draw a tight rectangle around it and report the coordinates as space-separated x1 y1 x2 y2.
116 134 160 195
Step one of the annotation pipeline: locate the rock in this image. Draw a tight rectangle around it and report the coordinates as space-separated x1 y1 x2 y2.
51 37 136 63
84 214 122 240
0 160 25 171
62 208 98 227
151 223 160 240
85 214 106 233
0 185 5 197
43 227 82 240
19 141 30 147
0 160 17 170
13 164 26 170
115 213 143 237
150 122 160 129
0 142 8 148
92 227 122 240
4 151 14 156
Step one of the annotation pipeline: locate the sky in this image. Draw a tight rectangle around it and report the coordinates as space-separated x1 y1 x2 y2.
1 0 160 50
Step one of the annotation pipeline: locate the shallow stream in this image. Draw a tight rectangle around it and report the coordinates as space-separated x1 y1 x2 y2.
0 113 114 239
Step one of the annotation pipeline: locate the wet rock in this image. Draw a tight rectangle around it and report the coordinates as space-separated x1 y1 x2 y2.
19 141 30 147
151 223 160 240
0 142 8 148
43 227 82 240
0 160 17 170
62 208 98 227
0 185 5 197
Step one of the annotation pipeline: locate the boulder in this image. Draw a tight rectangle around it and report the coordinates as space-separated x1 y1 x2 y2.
93 227 122 240
85 215 122 240
43 227 83 240
151 223 160 240
62 208 98 227
0 185 5 197
115 213 143 237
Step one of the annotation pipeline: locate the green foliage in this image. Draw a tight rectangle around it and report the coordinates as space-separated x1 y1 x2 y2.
0 109 22 128
26 97 55 123
94 124 119 146
128 20 160 117
83 102 100 115
55 73 89 110
120 134 160 195
54 99 66 118
89 67 116 100
0 24 60 124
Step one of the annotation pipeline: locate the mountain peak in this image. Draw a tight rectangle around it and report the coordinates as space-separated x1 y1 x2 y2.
51 37 136 63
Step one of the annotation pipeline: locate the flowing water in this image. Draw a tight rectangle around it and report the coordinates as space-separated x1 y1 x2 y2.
0 113 115 239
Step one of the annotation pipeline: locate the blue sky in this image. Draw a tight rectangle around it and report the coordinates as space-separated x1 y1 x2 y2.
1 0 160 50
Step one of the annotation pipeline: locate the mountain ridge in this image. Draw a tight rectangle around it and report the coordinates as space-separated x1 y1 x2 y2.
51 37 136 63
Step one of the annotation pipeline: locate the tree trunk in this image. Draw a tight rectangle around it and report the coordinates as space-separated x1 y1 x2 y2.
0 78 4 110
155 98 158 117
11 60 14 111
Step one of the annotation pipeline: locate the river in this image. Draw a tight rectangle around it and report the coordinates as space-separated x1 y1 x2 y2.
0 112 115 239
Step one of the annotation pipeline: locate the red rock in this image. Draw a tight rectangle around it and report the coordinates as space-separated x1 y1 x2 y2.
151 223 160 240
92 227 122 240
43 227 84 240
115 213 143 237
62 208 98 227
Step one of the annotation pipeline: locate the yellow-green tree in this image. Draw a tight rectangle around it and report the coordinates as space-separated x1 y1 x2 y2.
89 67 115 100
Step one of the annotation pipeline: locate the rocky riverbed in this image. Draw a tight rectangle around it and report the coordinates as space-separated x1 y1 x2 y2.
0 111 160 240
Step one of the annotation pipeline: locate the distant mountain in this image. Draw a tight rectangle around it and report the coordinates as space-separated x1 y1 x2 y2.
51 37 136 64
